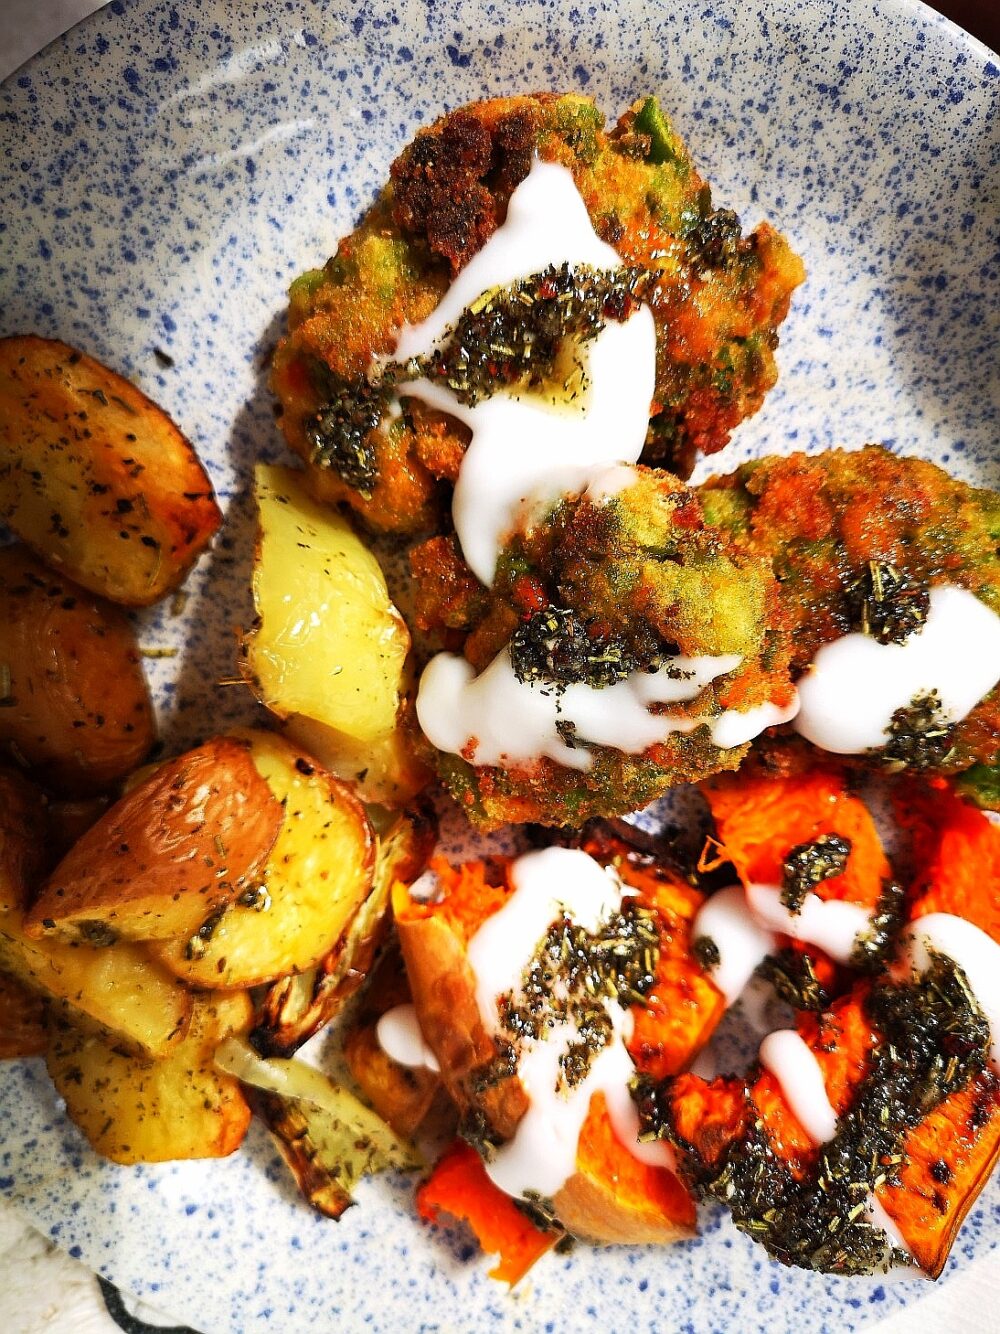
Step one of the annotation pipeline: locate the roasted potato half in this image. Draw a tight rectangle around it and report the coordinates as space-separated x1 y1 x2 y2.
243 465 420 803
0 336 221 605
284 710 429 809
0 546 155 794
150 729 375 989
0 910 191 1057
251 799 437 1057
25 737 283 944
47 992 252 1164
0 970 48 1059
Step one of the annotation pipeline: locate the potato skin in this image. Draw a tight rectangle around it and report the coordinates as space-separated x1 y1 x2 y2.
0 765 48 911
0 336 221 605
149 729 375 989
25 737 284 943
0 969 48 1059
0 545 155 795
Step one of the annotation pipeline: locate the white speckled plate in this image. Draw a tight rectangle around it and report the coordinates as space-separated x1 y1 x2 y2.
1 2 998 1331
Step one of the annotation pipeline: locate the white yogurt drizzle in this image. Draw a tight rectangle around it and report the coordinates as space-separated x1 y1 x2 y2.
794 584 1000 754
692 882 875 1006
393 158 657 589
416 648 742 772
465 846 674 1199
375 1003 441 1073
901 913 1000 1073
757 1028 913 1261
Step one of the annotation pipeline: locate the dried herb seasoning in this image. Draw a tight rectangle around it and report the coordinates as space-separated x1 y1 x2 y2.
878 690 956 772
509 603 687 692
496 902 660 1092
306 261 652 494
851 879 906 973
636 954 991 1275
780 834 852 914
758 948 832 1012
692 934 721 970
305 374 389 496
848 561 930 645
420 262 648 407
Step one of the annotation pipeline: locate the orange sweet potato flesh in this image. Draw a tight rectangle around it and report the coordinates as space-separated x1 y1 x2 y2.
25 737 284 943
896 779 1000 941
397 853 700 1244
559 1093 696 1243
418 1139 559 1284
705 768 890 908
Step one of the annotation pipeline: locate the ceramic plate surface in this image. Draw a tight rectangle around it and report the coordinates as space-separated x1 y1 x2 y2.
1 1 999 1330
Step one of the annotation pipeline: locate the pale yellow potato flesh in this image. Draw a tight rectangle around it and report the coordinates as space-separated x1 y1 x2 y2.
0 909 191 1058
243 464 410 744
46 993 252 1164
149 729 375 990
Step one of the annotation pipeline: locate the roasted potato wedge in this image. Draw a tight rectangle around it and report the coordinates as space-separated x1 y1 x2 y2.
47 993 252 1164
25 737 283 943
0 766 48 911
242 463 411 749
217 1037 420 1218
0 909 191 1057
251 800 437 1057
343 945 442 1138
0 336 221 605
150 730 374 989
0 545 155 794
0 969 48 1059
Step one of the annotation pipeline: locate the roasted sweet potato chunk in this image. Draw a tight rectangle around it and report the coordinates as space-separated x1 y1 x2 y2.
0 336 221 605
0 545 155 794
25 737 283 943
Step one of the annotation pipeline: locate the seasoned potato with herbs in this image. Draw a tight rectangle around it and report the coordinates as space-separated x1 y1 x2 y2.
284 710 429 808
0 970 48 1059
0 545 155 794
243 466 419 798
0 911 192 1057
150 729 375 989
0 336 221 605
47 992 252 1163
252 800 437 1058
25 737 283 944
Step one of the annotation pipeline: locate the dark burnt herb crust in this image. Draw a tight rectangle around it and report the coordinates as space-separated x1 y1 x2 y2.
636 956 993 1275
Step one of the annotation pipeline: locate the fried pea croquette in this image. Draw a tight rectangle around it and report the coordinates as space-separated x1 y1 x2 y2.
272 93 804 534
411 467 796 829
699 446 1000 779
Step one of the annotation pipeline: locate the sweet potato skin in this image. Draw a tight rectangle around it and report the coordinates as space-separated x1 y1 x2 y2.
0 335 221 605
25 737 283 943
396 861 698 1245
0 545 155 795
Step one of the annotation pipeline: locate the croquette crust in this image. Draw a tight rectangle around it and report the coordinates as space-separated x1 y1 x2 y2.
272 93 805 533
699 446 1000 774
